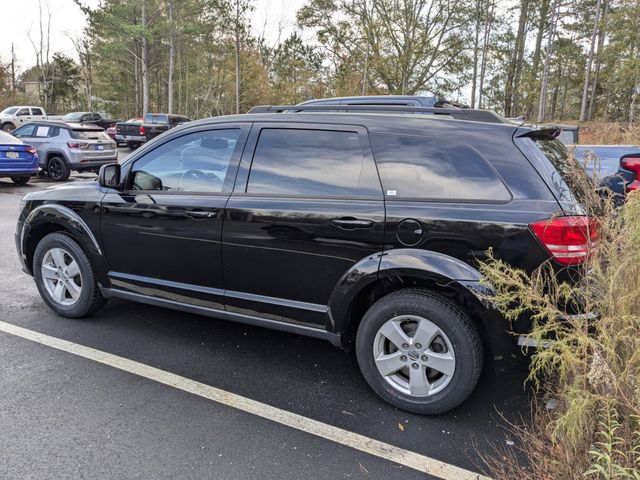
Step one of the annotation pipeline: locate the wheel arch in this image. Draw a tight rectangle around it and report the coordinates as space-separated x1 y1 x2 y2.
45 150 70 165
20 205 109 287
328 249 510 364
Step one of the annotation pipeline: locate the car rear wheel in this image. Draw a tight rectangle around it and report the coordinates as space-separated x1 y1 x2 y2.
33 232 107 318
356 289 483 414
11 176 30 185
47 156 70 181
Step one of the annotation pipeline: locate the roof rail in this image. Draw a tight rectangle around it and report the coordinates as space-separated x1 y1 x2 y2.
247 104 508 124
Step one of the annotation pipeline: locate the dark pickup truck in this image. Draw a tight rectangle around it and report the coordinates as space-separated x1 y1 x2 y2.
117 113 192 150
61 112 121 130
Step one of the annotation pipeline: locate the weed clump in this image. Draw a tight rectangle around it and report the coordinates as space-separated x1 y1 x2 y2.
479 158 640 479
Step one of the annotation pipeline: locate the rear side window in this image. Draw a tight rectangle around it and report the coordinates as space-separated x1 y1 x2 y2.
370 134 511 201
145 114 168 124
31 108 45 116
247 128 381 197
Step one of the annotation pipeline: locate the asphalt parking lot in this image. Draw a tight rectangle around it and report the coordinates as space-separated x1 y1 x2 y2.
0 148 529 479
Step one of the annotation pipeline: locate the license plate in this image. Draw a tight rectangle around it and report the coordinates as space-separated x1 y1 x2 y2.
6 151 19 159
96 145 104 151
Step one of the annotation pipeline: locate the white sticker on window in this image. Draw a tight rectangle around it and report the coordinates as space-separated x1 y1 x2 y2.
36 126 50 137
386 190 397 196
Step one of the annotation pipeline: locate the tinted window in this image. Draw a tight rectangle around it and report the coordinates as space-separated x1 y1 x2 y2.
247 128 380 197
63 112 85 122
370 134 510 201
130 129 240 193
72 130 110 141
16 108 29 116
31 108 44 116
144 114 168 124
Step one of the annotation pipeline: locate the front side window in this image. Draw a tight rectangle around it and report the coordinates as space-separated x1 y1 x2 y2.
129 129 240 193
370 134 511 201
13 124 36 138
16 108 30 116
246 128 381 197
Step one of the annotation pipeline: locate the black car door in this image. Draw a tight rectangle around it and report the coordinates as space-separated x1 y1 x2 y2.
100 124 249 309
221 123 385 328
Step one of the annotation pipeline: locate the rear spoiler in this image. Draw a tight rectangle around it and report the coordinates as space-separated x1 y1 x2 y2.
517 127 562 140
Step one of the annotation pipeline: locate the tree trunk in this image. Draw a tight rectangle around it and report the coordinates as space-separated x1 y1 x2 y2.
478 1 495 109
579 0 602 121
588 0 608 120
141 0 149 116
167 0 175 114
470 0 482 108
505 0 529 117
528 0 550 118
537 0 559 122
234 0 241 114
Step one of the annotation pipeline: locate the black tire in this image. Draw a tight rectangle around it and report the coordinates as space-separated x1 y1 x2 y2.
2 123 14 132
33 232 107 318
356 289 483 414
11 176 30 185
47 156 70 181
127 142 139 150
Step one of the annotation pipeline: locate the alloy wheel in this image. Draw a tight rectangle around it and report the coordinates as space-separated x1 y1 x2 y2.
48 159 64 180
40 247 83 306
372 315 456 397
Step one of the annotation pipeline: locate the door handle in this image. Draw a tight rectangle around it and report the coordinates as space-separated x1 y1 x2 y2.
331 217 374 230
186 210 215 219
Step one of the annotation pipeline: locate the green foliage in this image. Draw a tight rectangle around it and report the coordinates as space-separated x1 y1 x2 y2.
12 0 640 122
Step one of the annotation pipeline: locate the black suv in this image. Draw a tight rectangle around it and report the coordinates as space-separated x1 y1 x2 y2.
15 109 592 414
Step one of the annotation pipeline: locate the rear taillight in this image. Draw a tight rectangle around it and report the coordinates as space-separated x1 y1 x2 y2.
26 147 37 155
530 216 598 265
67 141 89 149
621 155 640 192
139 126 145 135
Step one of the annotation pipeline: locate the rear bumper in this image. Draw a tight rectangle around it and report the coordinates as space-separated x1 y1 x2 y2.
71 158 118 169
0 168 38 177
123 135 146 143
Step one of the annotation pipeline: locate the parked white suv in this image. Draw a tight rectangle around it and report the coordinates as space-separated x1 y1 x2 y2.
0 106 47 132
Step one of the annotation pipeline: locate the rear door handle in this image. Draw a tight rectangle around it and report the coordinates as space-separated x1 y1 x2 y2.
331 217 374 230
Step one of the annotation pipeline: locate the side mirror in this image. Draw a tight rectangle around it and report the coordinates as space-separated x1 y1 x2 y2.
98 163 121 189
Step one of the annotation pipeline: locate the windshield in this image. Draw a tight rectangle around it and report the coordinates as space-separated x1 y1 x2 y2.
1 107 18 115
63 112 86 122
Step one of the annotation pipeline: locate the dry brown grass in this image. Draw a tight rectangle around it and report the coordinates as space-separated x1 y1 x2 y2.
559 121 640 145
478 159 640 479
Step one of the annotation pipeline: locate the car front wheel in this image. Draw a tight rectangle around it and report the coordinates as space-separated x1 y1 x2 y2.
33 232 106 318
356 289 483 414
